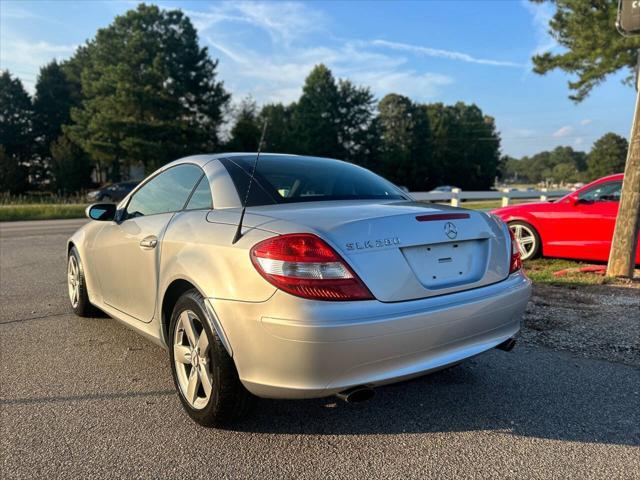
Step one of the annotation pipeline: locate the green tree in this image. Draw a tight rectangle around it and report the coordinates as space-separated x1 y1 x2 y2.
50 134 93 194
66 3 230 180
425 102 501 190
227 97 261 152
32 61 80 187
336 79 377 167
292 64 341 157
587 132 629 179
506 146 587 184
377 94 430 190
552 161 579 184
259 103 296 153
0 71 32 193
532 0 640 102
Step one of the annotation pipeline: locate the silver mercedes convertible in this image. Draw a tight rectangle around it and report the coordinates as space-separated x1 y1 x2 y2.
67 153 531 426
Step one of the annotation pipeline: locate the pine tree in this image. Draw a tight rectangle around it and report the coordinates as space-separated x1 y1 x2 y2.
66 4 230 180
0 71 32 193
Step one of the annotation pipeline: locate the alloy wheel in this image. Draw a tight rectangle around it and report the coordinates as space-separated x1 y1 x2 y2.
173 310 213 410
509 224 537 260
67 255 80 308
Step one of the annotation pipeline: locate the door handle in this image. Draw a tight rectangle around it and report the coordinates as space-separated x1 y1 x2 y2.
139 236 158 249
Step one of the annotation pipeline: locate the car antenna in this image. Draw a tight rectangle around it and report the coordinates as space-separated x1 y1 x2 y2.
232 119 269 244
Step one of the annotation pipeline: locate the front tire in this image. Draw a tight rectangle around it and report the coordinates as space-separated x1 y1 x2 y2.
508 221 541 261
67 246 96 317
168 289 250 427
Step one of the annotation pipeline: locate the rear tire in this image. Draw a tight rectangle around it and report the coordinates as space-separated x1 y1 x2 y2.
67 246 97 317
168 289 250 427
508 221 541 261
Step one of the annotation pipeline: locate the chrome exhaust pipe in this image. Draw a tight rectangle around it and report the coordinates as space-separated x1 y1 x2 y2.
336 386 375 403
495 338 517 352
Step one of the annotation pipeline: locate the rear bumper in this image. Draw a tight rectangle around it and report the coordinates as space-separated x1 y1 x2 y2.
210 271 531 399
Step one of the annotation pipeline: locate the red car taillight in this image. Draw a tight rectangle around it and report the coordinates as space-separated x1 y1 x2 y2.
250 233 374 301
509 228 523 273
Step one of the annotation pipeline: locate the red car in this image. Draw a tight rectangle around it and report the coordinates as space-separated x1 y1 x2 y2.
492 174 640 264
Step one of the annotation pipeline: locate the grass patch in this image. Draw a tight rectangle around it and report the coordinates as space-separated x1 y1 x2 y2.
523 258 612 286
0 204 87 222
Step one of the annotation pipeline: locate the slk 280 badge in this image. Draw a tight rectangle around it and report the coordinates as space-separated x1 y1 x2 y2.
345 237 400 251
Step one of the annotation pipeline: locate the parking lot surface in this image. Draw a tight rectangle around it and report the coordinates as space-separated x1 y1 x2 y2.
1 220 639 479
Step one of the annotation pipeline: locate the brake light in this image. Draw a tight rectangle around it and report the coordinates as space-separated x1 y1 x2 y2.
508 228 523 273
250 233 374 301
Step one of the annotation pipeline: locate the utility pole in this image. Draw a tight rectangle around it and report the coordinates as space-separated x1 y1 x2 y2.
608 1 640 277
606 75 640 277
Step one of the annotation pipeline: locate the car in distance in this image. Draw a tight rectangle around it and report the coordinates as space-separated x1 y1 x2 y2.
430 185 459 192
86 181 139 202
67 153 531 426
492 173 640 263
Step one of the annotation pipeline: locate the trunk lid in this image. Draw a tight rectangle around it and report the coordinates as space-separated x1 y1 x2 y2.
212 200 511 302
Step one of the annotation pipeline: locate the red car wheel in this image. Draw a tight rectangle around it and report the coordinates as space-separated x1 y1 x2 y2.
508 221 541 261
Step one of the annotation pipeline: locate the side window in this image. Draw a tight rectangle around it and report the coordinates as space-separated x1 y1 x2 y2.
578 181 622 203
185 176 213 210
125 164 203 218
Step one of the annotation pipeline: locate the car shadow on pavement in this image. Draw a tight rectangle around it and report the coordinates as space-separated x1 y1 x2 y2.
228 348 640 447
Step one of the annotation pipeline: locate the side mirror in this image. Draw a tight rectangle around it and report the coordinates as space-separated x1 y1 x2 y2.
86 203 116 221
567 195 579 206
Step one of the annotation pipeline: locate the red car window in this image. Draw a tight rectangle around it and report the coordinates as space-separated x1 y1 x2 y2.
578 181 622 202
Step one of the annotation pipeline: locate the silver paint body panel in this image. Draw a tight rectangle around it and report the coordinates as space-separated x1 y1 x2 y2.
68 153 531 399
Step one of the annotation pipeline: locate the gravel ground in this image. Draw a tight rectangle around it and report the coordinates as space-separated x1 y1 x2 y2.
521 283 640 367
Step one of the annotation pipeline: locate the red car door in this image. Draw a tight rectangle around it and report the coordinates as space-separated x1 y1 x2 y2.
554 180 622 262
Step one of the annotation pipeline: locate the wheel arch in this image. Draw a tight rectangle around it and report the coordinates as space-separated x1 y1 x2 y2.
161 278 199 346
160 278 234 357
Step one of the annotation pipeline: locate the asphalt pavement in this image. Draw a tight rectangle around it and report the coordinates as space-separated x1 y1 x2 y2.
1 219 639 479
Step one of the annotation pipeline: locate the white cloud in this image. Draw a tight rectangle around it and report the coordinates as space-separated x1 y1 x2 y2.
0 37 76 68
0 33 76 91
553 125 573 138
187 1 326 44
207 38 453 104
372 40 523 67
522 0 557 57
580 118 592 125
195 1 455 103
574 137 584 146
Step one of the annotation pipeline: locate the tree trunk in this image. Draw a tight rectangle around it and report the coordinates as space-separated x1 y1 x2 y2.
606 83 640 277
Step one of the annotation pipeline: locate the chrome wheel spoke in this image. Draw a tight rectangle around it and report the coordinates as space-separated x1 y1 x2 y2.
513 225 523 240
174 345 192 364
179 311 197 347
199 363 213 398
518 242 527 257
197 329 209 356
186 367 200 404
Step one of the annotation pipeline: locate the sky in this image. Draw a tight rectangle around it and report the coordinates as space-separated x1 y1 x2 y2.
0 0 634 158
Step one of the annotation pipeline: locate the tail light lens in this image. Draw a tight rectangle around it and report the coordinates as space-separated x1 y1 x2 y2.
250 233 374 301
508 228 523 273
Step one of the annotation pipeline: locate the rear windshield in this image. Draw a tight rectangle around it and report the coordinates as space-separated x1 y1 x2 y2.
220 155 406 207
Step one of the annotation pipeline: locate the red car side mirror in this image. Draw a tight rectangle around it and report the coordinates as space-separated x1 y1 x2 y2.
567 196 579 206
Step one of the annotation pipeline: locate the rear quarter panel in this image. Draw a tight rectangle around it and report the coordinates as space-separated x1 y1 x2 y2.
159 210 277 305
